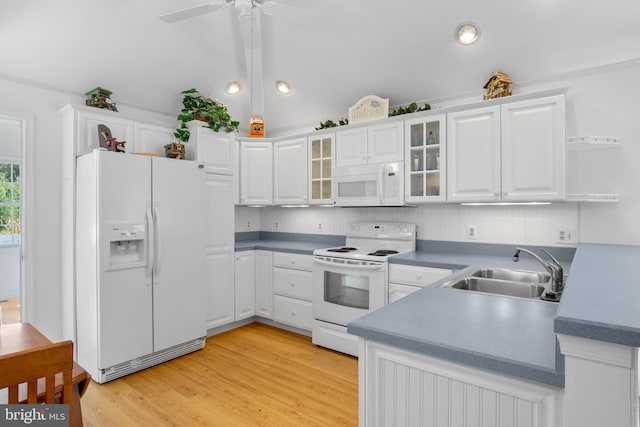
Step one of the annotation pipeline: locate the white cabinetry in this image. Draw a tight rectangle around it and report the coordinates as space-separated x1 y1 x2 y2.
186 123 235 175
240 141 273 205
204 174 235 329
273 137 308 205
134 122 175 157
335 121 403 167
388 264 452 303
272 252 313 331
360 341 561 427
308 132 335 205
255 250 274 319
234 251 255 321
447 95 565 202
404 114 447 203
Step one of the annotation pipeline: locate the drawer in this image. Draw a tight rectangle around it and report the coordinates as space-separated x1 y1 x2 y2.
389 264 453 287
273 252 313 271
273 267 312 301
273 295 312 331
388 283 421 304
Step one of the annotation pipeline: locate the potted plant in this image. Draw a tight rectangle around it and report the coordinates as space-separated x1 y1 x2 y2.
173 88 240 143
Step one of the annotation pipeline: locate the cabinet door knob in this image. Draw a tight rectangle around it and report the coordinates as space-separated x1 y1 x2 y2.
290 283 296 287
416 273 423 280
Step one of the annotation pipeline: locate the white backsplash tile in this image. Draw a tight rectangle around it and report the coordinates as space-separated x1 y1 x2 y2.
236 203 579 246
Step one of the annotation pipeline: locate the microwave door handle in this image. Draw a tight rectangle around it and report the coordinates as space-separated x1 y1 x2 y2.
313 258 384 270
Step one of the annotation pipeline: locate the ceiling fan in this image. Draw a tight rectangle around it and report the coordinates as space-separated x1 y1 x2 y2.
159 0 281 22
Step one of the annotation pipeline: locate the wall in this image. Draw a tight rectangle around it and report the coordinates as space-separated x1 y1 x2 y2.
238 61 640 246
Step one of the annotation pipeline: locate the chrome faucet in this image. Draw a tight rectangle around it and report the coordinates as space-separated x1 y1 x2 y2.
513 247 564 301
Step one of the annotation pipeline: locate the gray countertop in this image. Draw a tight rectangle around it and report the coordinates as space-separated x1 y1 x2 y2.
235 235 639 388
554 243 640 347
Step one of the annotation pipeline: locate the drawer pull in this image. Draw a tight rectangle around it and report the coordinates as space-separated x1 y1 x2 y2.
416 273 423 280
290 283 296 287
290 311 296 316
291 260 296 264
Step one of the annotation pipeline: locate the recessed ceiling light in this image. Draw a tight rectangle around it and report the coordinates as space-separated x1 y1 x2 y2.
276 81 291 94
455 22 480 45
225 81 241 95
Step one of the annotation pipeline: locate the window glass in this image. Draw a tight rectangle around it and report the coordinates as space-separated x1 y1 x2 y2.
0 162 20 245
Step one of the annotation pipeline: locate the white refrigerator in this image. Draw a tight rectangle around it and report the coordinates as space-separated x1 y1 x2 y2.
75 150 206 383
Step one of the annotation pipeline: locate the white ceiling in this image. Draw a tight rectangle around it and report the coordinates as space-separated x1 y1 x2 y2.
1 0 640 135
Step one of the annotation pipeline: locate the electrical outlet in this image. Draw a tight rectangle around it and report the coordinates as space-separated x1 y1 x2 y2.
317 221 324 232
467 224 478 239
246 220 251 230
556 228 577 244
274 219 280 230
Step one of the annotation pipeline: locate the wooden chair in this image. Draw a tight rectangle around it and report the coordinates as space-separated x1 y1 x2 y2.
0 340 74 422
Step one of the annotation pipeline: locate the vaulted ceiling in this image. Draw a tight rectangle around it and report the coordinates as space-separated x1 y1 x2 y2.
1 0 639 135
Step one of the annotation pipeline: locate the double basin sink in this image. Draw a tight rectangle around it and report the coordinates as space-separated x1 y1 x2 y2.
442 268 554 301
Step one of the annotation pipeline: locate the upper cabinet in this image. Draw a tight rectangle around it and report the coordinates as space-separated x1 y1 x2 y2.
447 95 566 202
335 121 403 167
273 137 308 205
308 132 334 205
186 122 235 175
240 140 273 205
404 114 446 203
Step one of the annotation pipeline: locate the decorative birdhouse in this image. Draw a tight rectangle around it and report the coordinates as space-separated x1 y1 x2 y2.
85 87 118 112
483 71 513 100
164 142 186 159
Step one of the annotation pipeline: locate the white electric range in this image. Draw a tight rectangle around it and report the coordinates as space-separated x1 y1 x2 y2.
312 221 416 356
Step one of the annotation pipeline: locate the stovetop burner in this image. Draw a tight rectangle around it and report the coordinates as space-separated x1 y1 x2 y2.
367 249 399 256
327 247 358 253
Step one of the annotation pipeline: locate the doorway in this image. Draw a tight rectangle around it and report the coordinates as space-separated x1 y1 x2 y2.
0 115 23 324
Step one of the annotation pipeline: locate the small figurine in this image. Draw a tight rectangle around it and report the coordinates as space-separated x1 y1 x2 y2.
250 116 264 138
97 124 126 152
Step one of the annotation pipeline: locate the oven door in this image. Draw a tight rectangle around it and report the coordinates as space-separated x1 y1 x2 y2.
312 256 387 326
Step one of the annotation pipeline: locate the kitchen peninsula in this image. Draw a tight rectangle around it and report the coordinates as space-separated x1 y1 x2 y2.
349 243 640 427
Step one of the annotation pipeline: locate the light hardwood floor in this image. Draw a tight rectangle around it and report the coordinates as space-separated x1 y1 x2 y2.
81 323 358 426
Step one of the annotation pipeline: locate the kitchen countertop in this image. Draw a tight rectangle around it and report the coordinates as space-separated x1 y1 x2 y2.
555 243 640 347
234 235 639 388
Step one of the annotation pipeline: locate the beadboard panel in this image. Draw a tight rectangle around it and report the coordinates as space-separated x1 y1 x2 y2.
362 341 561 427
237 203 578 247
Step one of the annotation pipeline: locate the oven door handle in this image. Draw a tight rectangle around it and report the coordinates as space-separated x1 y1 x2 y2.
313 258 385 270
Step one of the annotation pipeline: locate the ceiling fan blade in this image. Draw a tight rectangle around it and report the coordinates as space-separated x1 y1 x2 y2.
159 2 232 23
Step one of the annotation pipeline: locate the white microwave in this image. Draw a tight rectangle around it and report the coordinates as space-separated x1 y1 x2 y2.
333 162 405 206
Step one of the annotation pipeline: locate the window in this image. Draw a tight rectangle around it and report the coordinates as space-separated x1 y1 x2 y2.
0 162 20 245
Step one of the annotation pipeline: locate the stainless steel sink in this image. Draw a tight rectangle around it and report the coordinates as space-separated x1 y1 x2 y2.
471 268 550 284
446 277 546 299
441 267 557 301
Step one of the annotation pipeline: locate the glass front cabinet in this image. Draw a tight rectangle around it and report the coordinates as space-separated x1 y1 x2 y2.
308 132 335 205
404 114 446 203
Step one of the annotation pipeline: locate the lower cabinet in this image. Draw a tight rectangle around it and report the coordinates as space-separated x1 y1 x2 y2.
235 251 255 321
254 250 274 319
360 341 562 427
388 264 453 303
272 252 313 331
206 251 235 329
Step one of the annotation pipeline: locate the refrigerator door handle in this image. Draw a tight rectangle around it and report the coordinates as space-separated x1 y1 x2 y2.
145 207 154 284
153 206 161 280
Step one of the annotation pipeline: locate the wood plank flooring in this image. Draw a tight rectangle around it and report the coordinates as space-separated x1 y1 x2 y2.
81 323 358 426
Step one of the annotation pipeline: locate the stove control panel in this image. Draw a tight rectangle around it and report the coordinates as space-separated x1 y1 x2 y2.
348 222 416 239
